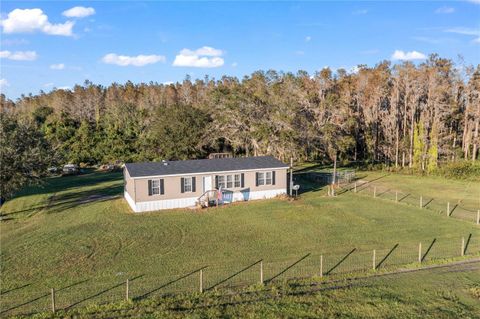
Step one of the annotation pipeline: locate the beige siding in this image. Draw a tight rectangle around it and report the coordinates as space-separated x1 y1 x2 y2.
133 168 287 203
124 167 136 202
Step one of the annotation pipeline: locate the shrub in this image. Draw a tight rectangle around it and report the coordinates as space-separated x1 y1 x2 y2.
433 161 480 180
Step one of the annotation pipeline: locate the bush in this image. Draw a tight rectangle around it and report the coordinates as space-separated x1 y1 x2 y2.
433 161 480 180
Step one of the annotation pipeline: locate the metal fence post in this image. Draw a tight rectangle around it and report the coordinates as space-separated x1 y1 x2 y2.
372 250 376 270
461 237 465 256
420 196 423 208
447 202 450 216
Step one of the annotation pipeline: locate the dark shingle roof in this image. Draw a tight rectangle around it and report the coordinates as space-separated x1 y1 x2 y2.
125 156 289 178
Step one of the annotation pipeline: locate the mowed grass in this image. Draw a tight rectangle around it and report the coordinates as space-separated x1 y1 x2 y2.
1 170 479 316
18 261 480 319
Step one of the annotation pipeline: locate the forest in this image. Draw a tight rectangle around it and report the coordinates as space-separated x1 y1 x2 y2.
1 54 479 175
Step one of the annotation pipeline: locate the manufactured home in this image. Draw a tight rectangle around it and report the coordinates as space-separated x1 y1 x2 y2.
124 156 289 212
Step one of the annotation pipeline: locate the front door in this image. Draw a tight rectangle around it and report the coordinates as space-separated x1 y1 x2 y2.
203 176 213 193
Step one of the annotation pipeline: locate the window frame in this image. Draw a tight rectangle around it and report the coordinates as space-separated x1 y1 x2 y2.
234 174 241 188
265 171 272 185
258 172 265 186
183 177 193 192
217 175 226 189
151 179 160 195
226 175 233 188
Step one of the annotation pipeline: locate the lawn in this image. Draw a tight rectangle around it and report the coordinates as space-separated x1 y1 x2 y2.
15 260 480 319
1 170 479 316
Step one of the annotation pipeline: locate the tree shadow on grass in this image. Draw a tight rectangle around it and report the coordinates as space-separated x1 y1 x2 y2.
206 260 262 291
0 279 89 315
376 244 399 269
65 275 143 310
421 238 436 262
325 249 356 275
3 184 123 218
135 268 207 301
266 254 311 283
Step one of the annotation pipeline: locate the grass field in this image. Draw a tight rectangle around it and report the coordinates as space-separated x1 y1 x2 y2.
16 260 480 319
1 169 479 317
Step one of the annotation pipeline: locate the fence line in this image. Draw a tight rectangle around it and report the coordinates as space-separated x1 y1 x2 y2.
345 181 480 225
1 234 479 317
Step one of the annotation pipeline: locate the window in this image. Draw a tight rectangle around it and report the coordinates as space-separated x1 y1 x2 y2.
266 172 272 185
258 172 265 186
184 177 192 192
218 175 226 189
149 179 164 196
227 175 233 188
234 174 241 187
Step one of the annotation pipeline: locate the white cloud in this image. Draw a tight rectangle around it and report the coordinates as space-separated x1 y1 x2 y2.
305 36 311 42
0 78 9 89
102 53 166 66
353 9 368 15
445 27 480 43
391 50 427 61
62 7 95 18
50 63 65 70
445 27 480 36
0 8 74 36
467 0 480 4
232 62 238 67
173 46 224 68
0 50 37 61
435 6 455 14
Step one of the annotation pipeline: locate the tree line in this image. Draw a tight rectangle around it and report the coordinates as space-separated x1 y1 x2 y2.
1 55 479 182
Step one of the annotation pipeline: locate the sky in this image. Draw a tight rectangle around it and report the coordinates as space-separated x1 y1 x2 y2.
1 1 479 99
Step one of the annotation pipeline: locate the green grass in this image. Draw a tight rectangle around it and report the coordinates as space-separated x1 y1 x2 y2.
1 170 479 317
11 261 480 318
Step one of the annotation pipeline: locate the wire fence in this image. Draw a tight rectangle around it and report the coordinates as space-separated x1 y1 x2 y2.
1 234 479 317
341 181 480 225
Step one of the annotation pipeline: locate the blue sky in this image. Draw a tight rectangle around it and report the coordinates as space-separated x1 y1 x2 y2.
1 1 479 99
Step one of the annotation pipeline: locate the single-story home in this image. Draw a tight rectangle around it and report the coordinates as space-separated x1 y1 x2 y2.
124 156 289 212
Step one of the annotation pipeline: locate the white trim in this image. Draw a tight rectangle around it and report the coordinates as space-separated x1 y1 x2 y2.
135 196 198 212
124 191 137 212
225 188 286 203
126 166 289 180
